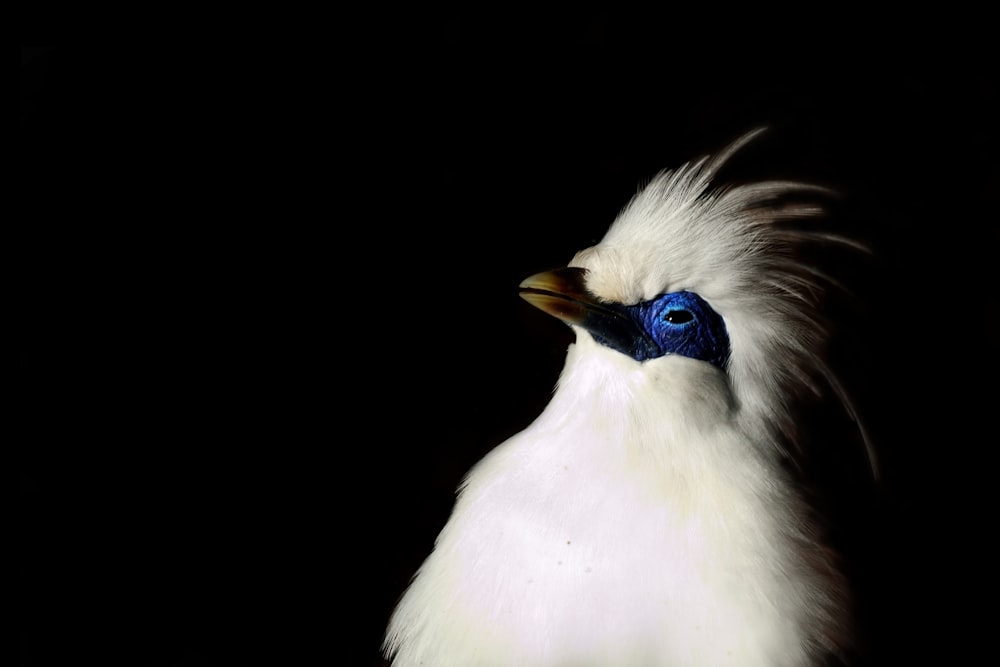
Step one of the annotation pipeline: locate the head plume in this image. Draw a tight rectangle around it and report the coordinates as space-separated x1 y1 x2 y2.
570 128 877 476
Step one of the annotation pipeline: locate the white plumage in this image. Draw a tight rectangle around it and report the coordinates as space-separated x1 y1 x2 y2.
384 129 867 666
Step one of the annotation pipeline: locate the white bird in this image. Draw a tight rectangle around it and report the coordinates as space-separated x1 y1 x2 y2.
384 128 872 666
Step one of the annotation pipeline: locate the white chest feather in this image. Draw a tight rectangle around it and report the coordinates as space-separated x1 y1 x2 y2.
385 340 842 666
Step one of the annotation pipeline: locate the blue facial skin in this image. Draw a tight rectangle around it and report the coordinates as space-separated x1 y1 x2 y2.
588 291 730 369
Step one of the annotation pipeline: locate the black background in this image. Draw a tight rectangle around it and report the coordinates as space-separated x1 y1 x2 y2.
18 21 997 667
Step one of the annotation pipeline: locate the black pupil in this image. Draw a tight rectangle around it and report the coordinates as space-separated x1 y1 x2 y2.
664 310 693 324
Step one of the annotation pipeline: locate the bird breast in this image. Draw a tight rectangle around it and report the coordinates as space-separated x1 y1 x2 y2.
386 335 820 666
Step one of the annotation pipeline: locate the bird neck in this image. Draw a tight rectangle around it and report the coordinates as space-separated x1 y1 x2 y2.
536 333 754 486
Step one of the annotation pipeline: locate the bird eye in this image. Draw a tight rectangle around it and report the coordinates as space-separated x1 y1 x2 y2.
664 310 694 324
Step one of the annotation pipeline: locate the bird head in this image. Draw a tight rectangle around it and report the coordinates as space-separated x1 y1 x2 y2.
520 128 871 464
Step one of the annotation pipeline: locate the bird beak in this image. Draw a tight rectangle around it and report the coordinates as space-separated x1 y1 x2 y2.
519 267 661 360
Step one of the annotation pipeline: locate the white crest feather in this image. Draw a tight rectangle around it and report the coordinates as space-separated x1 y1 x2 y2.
572 128 876 472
